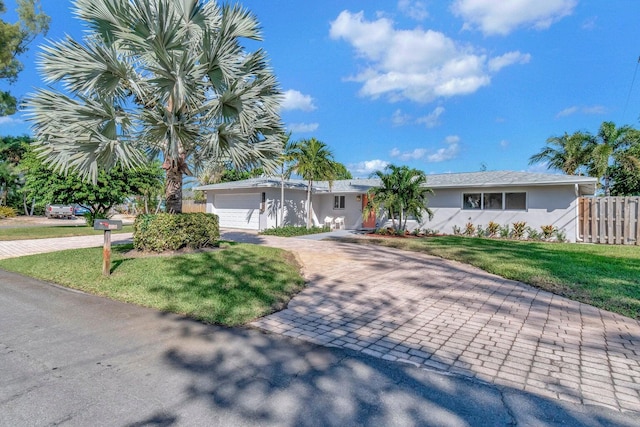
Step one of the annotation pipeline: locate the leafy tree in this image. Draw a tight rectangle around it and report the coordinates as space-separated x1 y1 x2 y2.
0 0 49 115
25 0 283 213
287 137 336 228
364 164 434 232
582 122 640 195
333 161 353 180
0 134 30 210
609 141 640 196
22 147 164 222
528 132 591 175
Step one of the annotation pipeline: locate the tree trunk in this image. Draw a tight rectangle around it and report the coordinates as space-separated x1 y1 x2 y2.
163 156 189 214
306 180 312 229
280 166 285 227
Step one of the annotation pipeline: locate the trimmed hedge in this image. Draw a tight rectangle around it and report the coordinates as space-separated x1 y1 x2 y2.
133 213 220 252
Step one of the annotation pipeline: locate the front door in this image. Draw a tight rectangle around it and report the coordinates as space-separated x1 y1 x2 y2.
362 194 376 228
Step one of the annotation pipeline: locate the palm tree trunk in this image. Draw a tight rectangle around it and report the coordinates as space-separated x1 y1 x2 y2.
306 180 312 229
164 159 183 214
280 166 285 227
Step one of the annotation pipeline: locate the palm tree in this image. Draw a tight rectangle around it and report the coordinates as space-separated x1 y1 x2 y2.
364 165 433 232
528 132 591 175
582 121 640 195
287 138 336 228
24 0 283 213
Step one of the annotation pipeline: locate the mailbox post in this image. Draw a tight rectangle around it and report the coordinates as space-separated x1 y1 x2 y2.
94 219 123 276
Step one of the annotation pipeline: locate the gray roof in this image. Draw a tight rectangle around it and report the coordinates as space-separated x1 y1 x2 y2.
194 171 597 195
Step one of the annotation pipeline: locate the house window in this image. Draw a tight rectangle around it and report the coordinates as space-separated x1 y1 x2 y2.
483 193 503 210
463 193 481 209
334 195 345 209
505 192 526 210
462 192 526 211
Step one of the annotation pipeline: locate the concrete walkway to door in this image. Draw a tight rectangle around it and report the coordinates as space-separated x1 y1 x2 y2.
219 231 640 414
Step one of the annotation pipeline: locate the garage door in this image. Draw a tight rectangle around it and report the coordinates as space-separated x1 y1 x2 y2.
214 193 260 230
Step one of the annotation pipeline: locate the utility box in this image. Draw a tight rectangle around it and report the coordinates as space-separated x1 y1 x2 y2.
93 219 123 231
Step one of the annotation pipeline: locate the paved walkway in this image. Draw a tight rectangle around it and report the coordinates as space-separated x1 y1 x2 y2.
1 230 639 415
0 233 133 260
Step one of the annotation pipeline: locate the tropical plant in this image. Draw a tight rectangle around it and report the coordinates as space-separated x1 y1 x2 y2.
333 161 353 180
582 122 640 195
0 0 49 116
486 221 500 237
463 222 476 236
540 225 556 240
0 135 30 208
511 221 527 239
24 0 283 214
528 132 591 175
364 164 434 232
287 138 336 228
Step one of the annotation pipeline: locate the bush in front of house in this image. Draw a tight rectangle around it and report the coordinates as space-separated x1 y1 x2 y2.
0 206 17 219
133 213 219 252
260 225 330 237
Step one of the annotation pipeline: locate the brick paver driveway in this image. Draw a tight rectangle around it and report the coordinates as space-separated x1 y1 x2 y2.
247 234 640 414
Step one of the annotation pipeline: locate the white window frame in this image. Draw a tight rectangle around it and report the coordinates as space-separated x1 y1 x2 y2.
462 191 527 211
333 195 346 210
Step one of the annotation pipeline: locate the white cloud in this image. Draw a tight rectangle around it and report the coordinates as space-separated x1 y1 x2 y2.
488 51 531 72
0 116 22 125
556 105 605 118
329 11 529 103
582 17 597 31
416 106 445 128
391 109 412 126
281 89 317 112
390 147 428 161
500 139 509 148
427 135 460 162
350 159 390 176
452 0 576 36
398 0 429 21
287 122 319 133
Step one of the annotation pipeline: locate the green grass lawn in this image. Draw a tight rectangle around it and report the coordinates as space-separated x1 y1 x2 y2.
349 235 640 320
0 243 304 326
0 225 134 240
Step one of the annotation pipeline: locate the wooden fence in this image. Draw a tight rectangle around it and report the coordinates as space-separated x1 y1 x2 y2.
578 197 640 245
181 200 206 213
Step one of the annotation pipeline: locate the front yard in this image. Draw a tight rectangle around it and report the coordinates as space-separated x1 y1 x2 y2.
0 242 304 326
349 235 640 320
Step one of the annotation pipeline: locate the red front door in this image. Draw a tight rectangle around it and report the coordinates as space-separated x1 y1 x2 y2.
362 194 376 228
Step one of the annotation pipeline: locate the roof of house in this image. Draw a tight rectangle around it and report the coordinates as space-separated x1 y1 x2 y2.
194 170 598 195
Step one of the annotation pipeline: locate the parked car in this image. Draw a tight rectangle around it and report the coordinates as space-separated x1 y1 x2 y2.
73 205 90 216
45 204 74 219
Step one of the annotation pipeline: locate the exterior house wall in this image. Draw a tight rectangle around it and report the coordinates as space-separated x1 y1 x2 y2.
313 193 365 229
418 185 579 241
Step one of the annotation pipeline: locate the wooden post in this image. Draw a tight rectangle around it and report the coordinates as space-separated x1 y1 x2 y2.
103 230 112 276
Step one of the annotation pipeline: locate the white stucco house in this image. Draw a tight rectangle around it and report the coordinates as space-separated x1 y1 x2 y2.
194 171 597 242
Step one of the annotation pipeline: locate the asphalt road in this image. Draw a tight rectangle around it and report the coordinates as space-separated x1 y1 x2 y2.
1 269 637 426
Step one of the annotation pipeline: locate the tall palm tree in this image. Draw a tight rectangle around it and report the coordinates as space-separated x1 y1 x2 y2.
364 165 433 231
528 132 590 175
287 138 335 228
582 121 640 195
24 0 283 213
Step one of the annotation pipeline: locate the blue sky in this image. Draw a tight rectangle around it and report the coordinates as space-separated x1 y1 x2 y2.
1 0 640 177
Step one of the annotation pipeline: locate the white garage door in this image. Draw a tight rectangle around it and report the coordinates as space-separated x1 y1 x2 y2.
215 193 260 230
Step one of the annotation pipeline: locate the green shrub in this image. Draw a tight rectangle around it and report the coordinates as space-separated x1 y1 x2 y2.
452 225 461 235
476 225 486 238
554 228 567 243
133 213 220 252
260 225 329 237
499 224 510 238
0 206 17 219
526 227 542 240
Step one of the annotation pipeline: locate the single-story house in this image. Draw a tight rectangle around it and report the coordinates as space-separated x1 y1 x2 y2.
194 171 597 242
